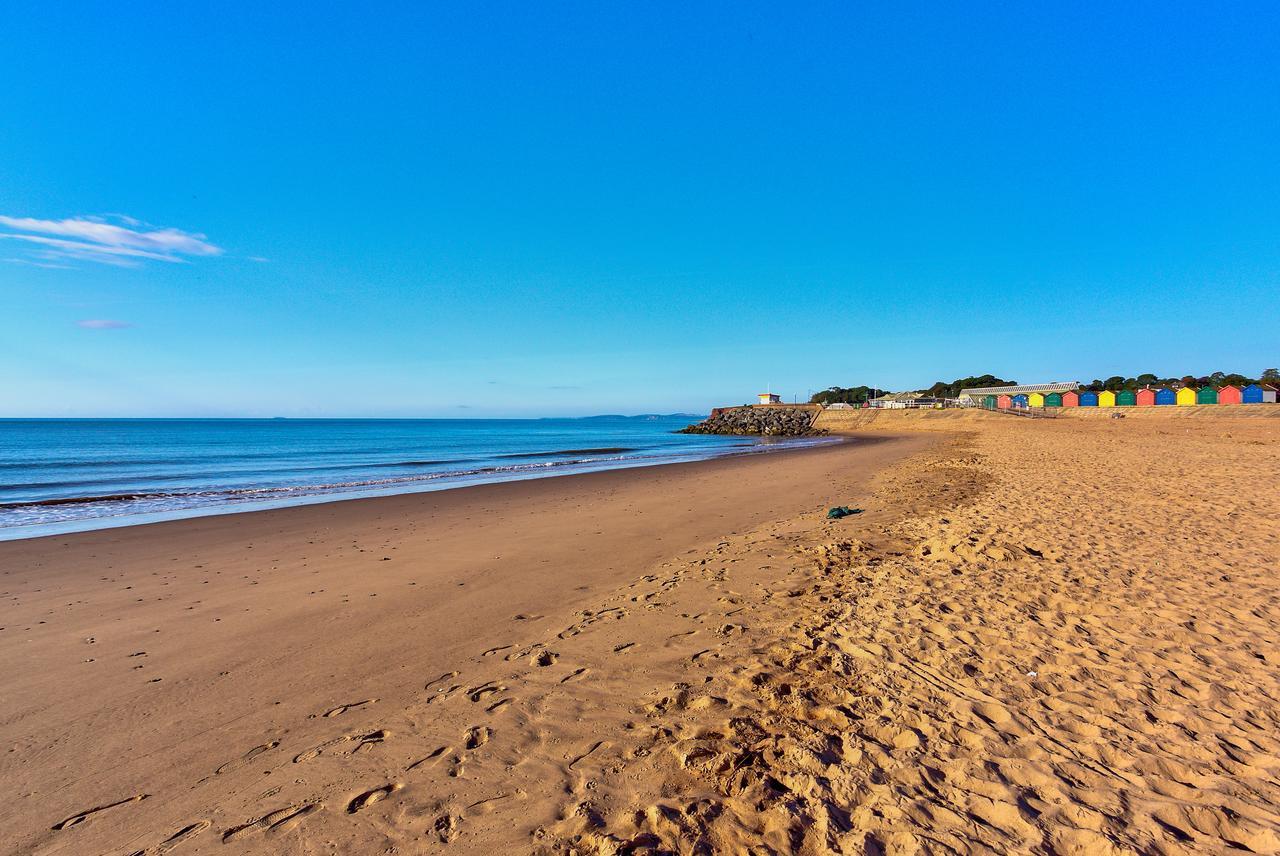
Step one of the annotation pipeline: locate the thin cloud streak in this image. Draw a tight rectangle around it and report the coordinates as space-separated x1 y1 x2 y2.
76 319 134 329
0 214 222 267
3 256 74 269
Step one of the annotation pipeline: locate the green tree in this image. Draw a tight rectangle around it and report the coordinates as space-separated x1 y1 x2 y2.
809 385 884 405
923 375 1016 399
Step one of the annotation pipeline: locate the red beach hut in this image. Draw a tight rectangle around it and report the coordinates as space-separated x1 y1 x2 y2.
1218 385 1243 405
1061 391 1079 407
1135 388 1155 406
997 394 1012 409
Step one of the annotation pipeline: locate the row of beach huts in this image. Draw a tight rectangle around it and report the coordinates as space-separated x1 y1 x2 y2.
973 384 1278 409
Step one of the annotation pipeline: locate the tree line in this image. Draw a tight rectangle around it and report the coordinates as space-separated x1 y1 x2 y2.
809 369 1278 404
1081 369 1278 391
809 375 1016 404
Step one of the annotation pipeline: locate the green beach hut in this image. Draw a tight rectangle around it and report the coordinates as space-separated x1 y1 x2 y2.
1116 389 1136 407
1197 387 1219 404
983 395 997 409
1045 392 1063 407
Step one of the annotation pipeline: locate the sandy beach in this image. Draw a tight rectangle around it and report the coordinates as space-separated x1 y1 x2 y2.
1 436 923 854
5 412 1280 855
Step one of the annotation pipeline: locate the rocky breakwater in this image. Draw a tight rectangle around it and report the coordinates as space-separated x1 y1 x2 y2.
679 406 826 436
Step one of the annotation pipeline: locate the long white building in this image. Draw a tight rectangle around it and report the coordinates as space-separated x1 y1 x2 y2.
957 381 1080 402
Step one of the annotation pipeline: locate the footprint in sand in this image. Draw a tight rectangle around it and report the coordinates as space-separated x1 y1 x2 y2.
127 820 211 855
347 784 402 814
53 794 149 831
560 667 589 684
464 725 491 749
352 729 390 753
533 650 558 667
613 642 635 653
468 682 505 702
222 803 321 842
320 699 377 718
426 684 464 705
482 644 513 657
406 746 448 771
434 813 460 843
215 740 280 774
294 735 351 763
424 671 459 690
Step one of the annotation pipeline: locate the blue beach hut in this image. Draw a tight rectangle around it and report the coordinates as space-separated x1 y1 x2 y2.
1243 384 1264 404
1079 391 1099 407
1012 394 1029 408
1154 388 1176 406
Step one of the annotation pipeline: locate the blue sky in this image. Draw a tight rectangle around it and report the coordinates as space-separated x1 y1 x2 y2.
2 2 1277 417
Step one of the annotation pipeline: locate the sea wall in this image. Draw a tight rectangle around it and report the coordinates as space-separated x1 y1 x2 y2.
681 405 824 436
1055 404 1280 418
812 403 1280 434
813 408 996 433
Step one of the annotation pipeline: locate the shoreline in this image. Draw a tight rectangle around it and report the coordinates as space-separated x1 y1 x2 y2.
0 434 843 543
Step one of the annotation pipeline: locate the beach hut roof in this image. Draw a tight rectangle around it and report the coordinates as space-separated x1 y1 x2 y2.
960 381 1080 397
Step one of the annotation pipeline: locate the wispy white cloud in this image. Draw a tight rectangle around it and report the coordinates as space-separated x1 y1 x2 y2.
0 214 222 268
3 256 74 269
77 319 134 329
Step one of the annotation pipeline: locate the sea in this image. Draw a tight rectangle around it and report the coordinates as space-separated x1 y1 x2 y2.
0 417 833 540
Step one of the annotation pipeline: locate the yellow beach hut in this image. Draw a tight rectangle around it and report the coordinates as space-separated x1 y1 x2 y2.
1176 387 1197 406
1098 390 1116 407
1028 392 1045 407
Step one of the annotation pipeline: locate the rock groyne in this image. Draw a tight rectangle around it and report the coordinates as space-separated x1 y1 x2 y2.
680 406 825 436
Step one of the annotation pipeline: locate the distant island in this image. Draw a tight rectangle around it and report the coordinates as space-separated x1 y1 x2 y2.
556 413 706 421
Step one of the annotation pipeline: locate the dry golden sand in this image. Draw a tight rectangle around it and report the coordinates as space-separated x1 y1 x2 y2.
531 411 1280 855
5 411 1280 854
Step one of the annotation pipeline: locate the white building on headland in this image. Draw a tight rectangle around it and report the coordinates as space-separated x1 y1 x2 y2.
758 392 782 404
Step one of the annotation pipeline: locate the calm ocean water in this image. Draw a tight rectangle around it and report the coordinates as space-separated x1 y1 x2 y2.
0 417 829 540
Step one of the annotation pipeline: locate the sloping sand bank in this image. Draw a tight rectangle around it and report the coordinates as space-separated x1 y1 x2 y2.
5 411 1280 855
